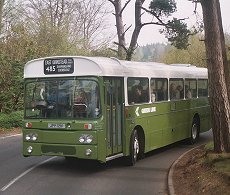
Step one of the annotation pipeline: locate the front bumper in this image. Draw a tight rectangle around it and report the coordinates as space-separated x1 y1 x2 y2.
23 142 98 160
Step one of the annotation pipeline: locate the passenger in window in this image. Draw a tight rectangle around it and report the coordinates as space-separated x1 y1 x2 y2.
75 89 88 104
185 85 192 99
57 90 69 117
132 85 145 103
170 83 180 100
47 90 57 108
90 86 100 117
151 93 156 102
73 89 88 117
157 85 167 101
177 85 184 99
151 82 157 102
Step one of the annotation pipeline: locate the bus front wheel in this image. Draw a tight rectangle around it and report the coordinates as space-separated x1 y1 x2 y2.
127 129 139 166
188 118 200 144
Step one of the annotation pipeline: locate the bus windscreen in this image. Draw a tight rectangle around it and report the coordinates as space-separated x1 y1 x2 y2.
25 79 100 119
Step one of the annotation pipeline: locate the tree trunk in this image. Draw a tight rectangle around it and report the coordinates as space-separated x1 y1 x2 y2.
216 0 230 102
113 0 126 60
0 0 5 34
126 0 145 61
109 0 145 61
201 0 230 153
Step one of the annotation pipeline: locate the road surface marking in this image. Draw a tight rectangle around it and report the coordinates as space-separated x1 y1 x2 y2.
0 134 22 140
0 156 56 192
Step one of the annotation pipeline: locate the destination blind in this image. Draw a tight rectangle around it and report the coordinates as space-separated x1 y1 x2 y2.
44 58 74 74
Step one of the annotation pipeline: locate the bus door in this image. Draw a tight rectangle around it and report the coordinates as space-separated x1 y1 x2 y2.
104 78 123 156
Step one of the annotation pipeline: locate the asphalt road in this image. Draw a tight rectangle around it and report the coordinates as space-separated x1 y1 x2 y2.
0 131 212 195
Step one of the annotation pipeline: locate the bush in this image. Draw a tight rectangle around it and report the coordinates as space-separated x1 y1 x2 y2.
0 111 23 128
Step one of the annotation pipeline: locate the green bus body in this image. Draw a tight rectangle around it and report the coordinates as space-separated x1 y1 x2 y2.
23 57 211 164
125 98 210 153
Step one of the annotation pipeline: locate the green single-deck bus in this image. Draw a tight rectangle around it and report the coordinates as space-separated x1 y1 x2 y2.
23 56 211 165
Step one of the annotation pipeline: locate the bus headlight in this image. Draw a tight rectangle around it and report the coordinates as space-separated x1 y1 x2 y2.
25 134 31 141
79 135 93 144
25 133 38 141
86 135 93 143
79 136 85 143
31 134 38 141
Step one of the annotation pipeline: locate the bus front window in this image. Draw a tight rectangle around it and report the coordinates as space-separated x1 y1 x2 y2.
73 80 100 119
25 79 100 119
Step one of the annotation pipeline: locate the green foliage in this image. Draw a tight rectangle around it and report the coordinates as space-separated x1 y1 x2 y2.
203 142 230 171
149 0 176 17
201 143 230 182
214 159 230 176
161 18 191 49
0 111 23 128
134 43 167 62
0 24 36 113
0 0 112 114
162 33 206 67
203 150 230 173
204 142 214 151
163 32 230 67
91 47 117 57
149 0 193 50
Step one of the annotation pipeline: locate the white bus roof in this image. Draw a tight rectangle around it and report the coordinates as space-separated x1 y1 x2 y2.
24 56 207 79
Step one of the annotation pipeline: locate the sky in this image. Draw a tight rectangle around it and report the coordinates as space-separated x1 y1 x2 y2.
109 0 230 46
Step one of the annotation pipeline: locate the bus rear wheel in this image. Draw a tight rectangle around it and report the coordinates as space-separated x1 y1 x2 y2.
127 129 139 166
188 118 200 144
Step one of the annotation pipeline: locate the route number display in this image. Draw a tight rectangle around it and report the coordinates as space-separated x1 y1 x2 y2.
44 58 74 74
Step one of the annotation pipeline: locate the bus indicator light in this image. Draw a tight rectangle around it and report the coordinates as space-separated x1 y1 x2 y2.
26 122 33 128
84 123 93 130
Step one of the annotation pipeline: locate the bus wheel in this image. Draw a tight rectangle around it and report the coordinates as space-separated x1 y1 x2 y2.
128 129 139 166
188 118 199 144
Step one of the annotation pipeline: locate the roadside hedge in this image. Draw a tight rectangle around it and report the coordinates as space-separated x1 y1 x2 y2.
0 111 24 128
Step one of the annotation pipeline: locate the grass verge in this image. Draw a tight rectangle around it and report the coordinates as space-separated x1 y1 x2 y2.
203 142 230 179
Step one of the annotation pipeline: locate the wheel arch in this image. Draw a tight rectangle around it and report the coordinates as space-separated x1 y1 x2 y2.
134 125 145 157
193 113 200 135
187 113 201 145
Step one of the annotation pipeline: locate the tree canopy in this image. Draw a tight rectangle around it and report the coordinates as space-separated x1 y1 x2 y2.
109 0 195 60
0 0 113 113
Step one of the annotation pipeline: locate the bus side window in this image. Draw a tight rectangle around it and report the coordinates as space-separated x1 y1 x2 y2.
151 78 168 102
127 77 149 104
198 79 208 97
185 79 197 99
169 79 184 100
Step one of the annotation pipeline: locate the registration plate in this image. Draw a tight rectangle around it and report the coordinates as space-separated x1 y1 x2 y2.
48 123 66 129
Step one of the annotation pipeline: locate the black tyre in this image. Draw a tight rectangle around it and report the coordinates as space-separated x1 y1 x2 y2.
188 118 200 144
127 129 139 166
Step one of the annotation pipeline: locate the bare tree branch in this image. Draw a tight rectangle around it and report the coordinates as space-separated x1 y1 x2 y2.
108 0 115 6
122 24 132 37
141 22 165 27
120 0 131 16
141 6 165 25
108 0 126 59
113 41 128 52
